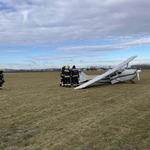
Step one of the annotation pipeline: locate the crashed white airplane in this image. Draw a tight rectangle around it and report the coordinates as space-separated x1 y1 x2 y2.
75 56 141 89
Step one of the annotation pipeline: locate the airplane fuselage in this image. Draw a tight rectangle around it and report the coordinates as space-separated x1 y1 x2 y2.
98 69 137 84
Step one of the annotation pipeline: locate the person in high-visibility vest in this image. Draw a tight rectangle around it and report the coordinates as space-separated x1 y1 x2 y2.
0 68 5 90
64 65 71 87
60 65 66 87
71 65 79 87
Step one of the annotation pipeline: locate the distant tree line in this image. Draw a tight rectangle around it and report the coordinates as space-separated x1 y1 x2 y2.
4 66 112 73
4 68 61 73
82 66 111 71
130 64 150 69
4 64 150 73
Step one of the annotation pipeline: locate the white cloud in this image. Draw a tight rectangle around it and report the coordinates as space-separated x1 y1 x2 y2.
0 50 30 53
21 10 31 23
1 0 150 69
32 53 105 60
0 0 150 46
57 38 150 52
33 54 78 60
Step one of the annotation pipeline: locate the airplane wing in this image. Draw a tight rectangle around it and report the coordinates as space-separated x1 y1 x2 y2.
74 55 137 89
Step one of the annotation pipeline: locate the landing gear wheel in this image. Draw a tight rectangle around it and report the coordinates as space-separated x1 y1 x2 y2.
130 80 134 84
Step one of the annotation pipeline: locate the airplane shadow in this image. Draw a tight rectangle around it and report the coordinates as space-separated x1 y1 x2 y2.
83 81 134 89
84 82 111 89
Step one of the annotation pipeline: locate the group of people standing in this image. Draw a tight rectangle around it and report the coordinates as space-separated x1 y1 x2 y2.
60 65 79 88
0 68 5 90
1 66 79 89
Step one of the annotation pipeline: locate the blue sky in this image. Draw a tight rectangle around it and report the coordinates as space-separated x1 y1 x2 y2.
0 0 150 69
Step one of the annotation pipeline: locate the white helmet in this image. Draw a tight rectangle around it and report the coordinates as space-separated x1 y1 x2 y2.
0 68 4 71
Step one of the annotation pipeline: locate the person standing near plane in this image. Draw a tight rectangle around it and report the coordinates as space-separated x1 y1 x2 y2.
60 65 66 87
64 65 71 87
0 68 5 90
70 66 73 86
71 65 79 87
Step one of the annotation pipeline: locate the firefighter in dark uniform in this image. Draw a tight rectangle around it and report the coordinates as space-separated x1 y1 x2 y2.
71 65 79 87
70 70 73 85
0 68 5 90
64 65 71 87
60 65 66 87
60 65 63 86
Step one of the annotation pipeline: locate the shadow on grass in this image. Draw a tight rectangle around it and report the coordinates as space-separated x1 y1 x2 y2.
81 80 137 90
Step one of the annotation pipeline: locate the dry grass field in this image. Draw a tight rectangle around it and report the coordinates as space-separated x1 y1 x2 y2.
0 70 150 150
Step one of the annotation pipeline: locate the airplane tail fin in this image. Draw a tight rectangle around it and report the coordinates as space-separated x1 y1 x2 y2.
79 70 89 83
